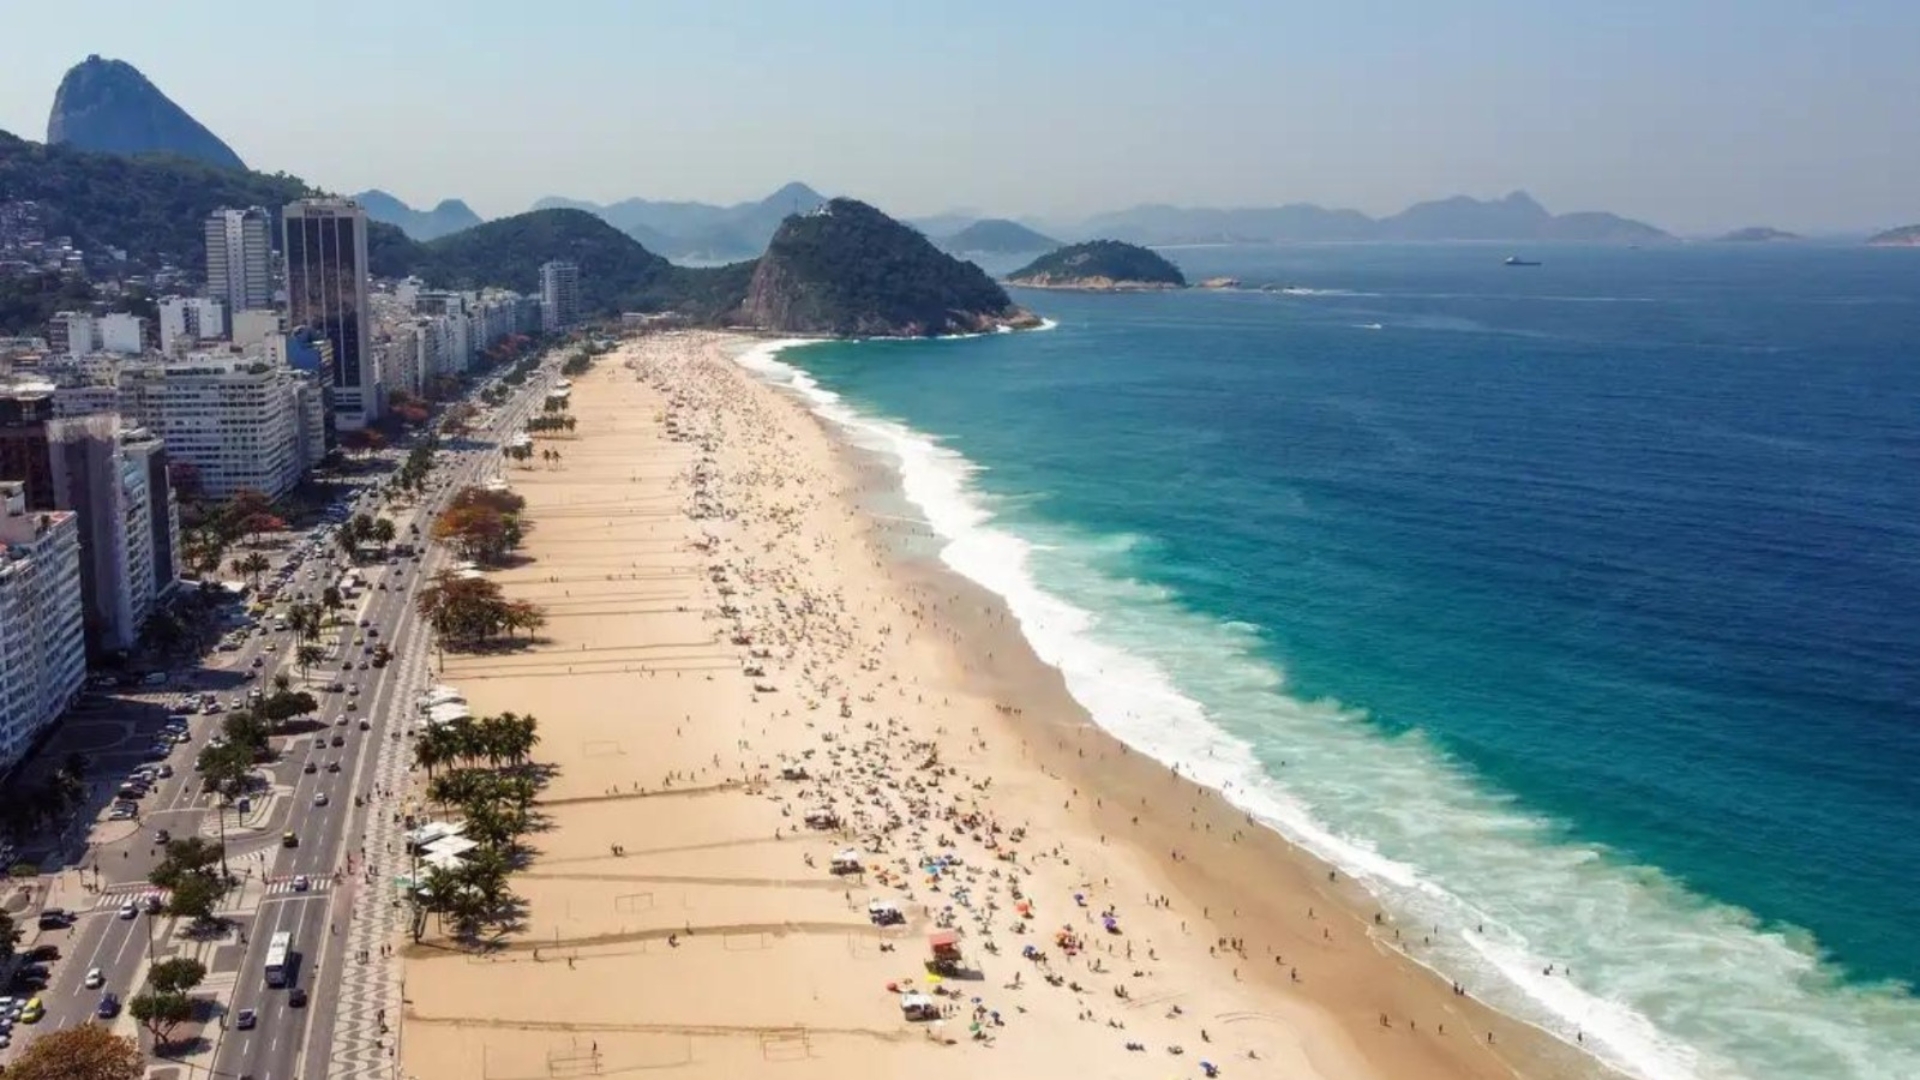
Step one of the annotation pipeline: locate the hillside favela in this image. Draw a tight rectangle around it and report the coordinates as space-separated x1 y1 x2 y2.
0 7 1916 1080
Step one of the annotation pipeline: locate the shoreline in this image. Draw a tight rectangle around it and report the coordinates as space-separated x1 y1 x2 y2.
397 330 1612 1080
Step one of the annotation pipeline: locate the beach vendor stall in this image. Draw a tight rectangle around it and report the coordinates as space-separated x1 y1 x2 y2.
830 849 864 875
927 929 964 976
900 992 940 1021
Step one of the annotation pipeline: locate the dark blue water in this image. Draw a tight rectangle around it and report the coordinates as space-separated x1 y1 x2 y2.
754 244 1920 1079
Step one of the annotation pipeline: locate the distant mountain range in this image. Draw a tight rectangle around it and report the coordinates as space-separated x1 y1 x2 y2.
530 182 828 261
354 189 484 241
1055 191 1673 245
1866 224 1920 247
1715 226 1800 243
46 55 246 171
937 219 1060 255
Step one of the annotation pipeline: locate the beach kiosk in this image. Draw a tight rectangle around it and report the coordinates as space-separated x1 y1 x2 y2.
926 929 964 976
830 849 864 876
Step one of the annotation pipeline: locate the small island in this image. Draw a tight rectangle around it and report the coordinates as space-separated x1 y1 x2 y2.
1715 226 1800 243
1006 240 1187 291
1866 224 1920 248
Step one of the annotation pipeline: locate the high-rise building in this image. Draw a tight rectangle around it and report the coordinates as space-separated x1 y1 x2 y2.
98 313 147 355
49 311 98 359
284 199 379 428
158 297 227 353
116 357 306 499
206 207 274 314
539 260 581 332
0 391 179 654
0 482 85 774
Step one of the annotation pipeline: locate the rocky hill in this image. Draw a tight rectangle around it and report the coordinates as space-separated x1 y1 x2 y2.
1866 224 1920 247
739 199 1031 336
1715 226 1800 243
46 56 245 171
940 219 1059 255
354 189 483 241
0 128 311 267
1008 240 1187 290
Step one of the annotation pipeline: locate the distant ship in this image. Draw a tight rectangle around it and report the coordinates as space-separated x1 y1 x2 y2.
1504 256 1542 267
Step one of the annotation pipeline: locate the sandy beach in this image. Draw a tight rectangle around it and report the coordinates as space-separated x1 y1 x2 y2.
398 330 1605 1080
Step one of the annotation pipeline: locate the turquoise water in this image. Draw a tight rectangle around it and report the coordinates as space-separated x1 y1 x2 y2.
735 244 1920 1080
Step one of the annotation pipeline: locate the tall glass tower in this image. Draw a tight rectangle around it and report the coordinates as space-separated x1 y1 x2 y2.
283 199 378 427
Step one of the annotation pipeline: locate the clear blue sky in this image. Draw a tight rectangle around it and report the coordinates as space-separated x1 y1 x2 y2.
3 0 1916 234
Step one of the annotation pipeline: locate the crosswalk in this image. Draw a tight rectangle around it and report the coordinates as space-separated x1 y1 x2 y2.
89 887 163 911
264 877 331 897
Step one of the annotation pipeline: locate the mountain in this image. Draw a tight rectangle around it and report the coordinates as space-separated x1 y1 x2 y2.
0 127 311 267
1069 192 1672 245
1865 224 1920 247
353 189 483 241
739 198 1031 336
1076 202 1376 244
531 182 827 261
940 219 1060 255
1007 240 1187 289
45 55 245 171
1715 226 1800 243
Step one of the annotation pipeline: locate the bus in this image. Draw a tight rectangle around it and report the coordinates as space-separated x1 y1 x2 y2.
263 931 293 987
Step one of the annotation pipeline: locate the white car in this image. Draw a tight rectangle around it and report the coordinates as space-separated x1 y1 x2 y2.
117 902 137 920
84 968 105 989
313 792 329 807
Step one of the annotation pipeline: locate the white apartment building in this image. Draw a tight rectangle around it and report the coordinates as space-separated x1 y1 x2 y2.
98 313 147 355
0 483 85 773
206 207 274 315
116 357 304 499
159 297 227 354
539 260 581 332
231 309 282 349
49 311 99 360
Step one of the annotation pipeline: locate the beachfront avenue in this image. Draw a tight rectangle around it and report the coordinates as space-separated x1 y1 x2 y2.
2 355 562 1078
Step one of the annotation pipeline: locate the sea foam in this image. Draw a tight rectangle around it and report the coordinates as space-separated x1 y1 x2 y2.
731 338 1920 1080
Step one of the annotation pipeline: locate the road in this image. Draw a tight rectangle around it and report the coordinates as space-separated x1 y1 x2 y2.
218 364 560 1080
8 357 562 1079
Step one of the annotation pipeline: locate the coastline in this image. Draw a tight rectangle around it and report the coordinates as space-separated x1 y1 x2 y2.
397 330 1611 1080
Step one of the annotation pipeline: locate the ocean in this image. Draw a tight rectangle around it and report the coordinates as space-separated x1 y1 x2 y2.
735 243 1920 1080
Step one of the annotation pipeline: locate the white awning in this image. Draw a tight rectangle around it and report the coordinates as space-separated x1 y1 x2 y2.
425 835 479 858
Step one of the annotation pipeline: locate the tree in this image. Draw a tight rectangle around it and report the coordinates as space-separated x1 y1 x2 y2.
232 551 271 587
371 517 397 548
166 871 224 924
1 1023 145 1080
0 910 16 965
129 987 194 1045
151 956 208 996
321 585 345 623
150 837 224 888
296 642 327 682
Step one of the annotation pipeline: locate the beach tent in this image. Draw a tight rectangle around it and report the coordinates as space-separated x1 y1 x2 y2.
830 849 863 874
406 820 465 850
420 848 467 871
899 992 938 1020
426 703 472 727
424 835 479 859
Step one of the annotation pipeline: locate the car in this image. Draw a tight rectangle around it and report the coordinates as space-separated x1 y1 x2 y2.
313 791 329 807
334 716 347 727
353 636 365 645
154 829 171 844
357 661 369 670
251 656 265 668
292 874 311 892
283 831 299 847
367 628 380 638
288 986 308 1007
24 945 58 963
326 761 341 773
325 682 346 693
143 893 164 914
303 761 317 774
96 992 120 1019
358 618 371 628
117 902 137 920
157 763 174 778
264 643 278 652
330 734 345 747
358 718 370 731
84 967 105 989
141 672 169 686
235 1007 257 1030
18 998 41 1024
107 807 136 821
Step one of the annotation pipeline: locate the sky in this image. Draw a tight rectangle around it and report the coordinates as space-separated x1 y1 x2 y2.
3 0 1917 235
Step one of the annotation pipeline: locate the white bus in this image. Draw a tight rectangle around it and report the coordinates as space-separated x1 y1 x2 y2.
263 931 293 987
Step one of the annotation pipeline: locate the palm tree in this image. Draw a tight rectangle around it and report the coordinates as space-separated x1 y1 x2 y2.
371 518 397 550
321 586 344 626
296 644 326 683
231 552 271 587
413 726 461 781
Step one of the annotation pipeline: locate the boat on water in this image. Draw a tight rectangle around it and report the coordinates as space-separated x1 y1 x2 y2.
1504 255 1542 267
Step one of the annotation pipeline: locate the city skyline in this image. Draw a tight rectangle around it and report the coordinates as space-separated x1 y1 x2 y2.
1 1 1917 235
